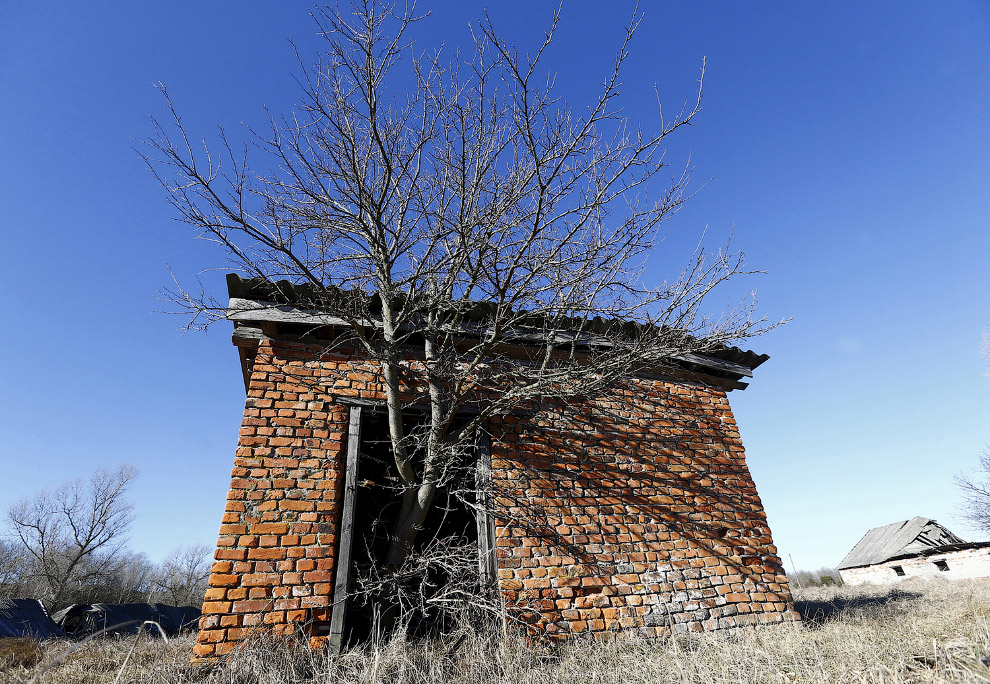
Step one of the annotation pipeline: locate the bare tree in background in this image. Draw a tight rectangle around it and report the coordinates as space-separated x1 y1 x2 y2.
144 0 777 630
956 449 990 535
6 465 137 610
95 551 157 605
152 543 212 607
0 540 27 598
956 333 990 535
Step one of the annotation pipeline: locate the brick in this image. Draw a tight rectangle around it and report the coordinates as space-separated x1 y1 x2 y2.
216 548 248 561
280 500 316 511
252 522 289 535
227 627 253 640
232 600 271 613
208 574 240 587
242 573 279 587
203 588 227 601
197 629 227 644
248 548 287 560
192 642 216 658
238 535 260 548
298 568 333 583
201 602 231 614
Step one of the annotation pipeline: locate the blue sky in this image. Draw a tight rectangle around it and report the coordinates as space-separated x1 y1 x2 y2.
1 2 988 572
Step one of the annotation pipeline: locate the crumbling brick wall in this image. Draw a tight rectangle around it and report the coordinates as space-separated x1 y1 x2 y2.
194 337 796 658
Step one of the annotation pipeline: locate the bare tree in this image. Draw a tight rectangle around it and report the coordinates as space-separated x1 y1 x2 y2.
956 331 990 535
93 550 158 605
956 449 990 535
152 543 212 607
789 566 843 588
144 1 775 630
6 465 137 610
0 539 28 598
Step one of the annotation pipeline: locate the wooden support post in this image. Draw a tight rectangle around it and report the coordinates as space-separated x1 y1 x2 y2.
329 405 362 654
475 430 497 587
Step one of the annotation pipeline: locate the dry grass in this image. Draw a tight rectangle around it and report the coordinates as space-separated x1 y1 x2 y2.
5 578 990 683
0 639 42 670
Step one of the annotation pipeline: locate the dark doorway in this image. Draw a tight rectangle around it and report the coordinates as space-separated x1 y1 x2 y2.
341 410 480 646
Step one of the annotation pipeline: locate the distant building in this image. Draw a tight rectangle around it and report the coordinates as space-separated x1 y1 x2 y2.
837 517 990 585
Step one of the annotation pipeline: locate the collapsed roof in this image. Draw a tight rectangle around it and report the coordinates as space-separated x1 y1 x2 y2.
837 517 968 570
52 603 201 639
0 598 65 640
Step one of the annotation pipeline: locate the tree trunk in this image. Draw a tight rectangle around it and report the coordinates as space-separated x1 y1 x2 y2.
376 325 447 633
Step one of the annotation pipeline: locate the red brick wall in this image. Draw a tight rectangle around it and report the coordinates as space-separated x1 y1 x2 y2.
195 339 795 657
490 383 796 637
195 340 352 658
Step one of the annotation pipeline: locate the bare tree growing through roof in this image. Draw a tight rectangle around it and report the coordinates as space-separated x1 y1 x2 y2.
6 465 137 611
143 0 777 631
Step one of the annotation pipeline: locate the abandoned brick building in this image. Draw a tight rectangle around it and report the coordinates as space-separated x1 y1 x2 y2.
837 517 990 586
194 275 797 658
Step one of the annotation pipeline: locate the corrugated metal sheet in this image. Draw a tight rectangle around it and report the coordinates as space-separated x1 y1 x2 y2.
837 517 966 570
225 274 770 374
0 598 65 639
53 603 201 638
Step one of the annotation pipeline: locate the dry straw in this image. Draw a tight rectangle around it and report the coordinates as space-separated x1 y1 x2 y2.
7 578 990 683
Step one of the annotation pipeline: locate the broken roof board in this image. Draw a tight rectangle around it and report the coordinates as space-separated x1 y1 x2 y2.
837 517 966 570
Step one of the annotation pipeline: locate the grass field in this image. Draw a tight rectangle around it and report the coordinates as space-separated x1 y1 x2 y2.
5 578 990 683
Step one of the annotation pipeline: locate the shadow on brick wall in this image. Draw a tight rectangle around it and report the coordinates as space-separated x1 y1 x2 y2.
493 389 783 579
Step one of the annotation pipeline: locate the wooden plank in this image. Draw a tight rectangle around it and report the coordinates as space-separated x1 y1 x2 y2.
231 324 266 345
474 430 497 587
236 347 253 393
329 405 362 654
334 397 533 417
637 367 749 392
671 352 754 378
335 396 387 409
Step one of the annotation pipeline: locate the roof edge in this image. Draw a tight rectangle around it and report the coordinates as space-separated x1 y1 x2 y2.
839 541 990 570
225 274 770 372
